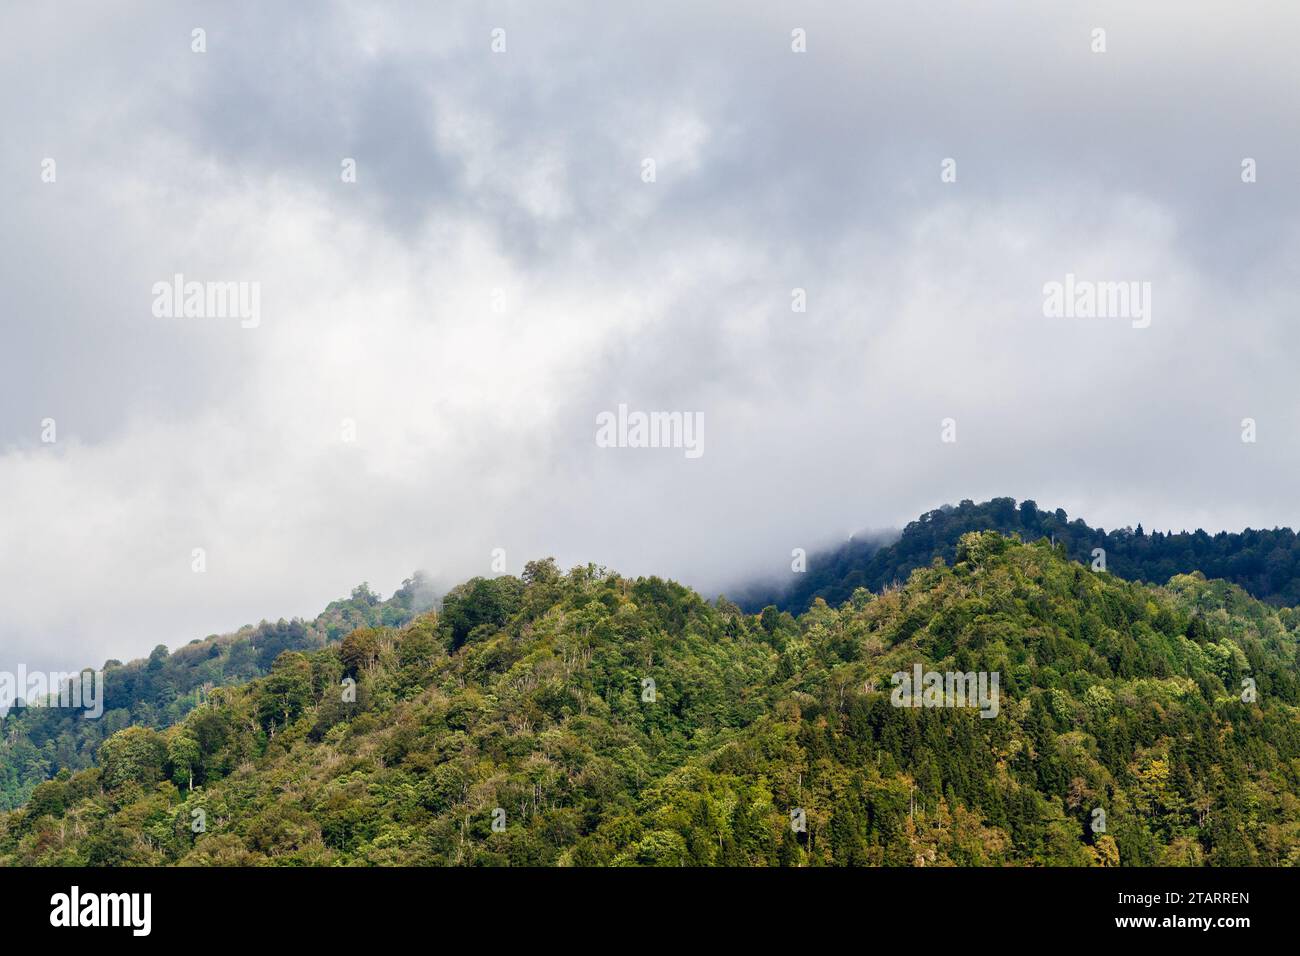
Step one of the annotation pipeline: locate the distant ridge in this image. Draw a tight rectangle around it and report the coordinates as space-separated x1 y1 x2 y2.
746 497 1300 614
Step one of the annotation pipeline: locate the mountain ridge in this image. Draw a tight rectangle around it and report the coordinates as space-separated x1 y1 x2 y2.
5 536 1298 866
745 497 1300 614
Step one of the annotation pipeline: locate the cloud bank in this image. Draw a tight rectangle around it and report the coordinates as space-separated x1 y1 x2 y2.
2 1 1298 669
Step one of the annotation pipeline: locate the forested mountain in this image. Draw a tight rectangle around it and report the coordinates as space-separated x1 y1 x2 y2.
0 578 430 811
755 497 1300 614
5 535 1299 866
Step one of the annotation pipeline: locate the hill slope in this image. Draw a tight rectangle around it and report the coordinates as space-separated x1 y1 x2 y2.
755 497 1300 614
5 539 1299 867
0 577 430 811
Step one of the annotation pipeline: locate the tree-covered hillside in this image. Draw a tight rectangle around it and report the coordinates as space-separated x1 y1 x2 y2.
0 577 430 811
5 537 1298 866
757 497 1300 614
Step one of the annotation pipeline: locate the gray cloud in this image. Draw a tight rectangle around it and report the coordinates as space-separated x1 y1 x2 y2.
2 0 1298 671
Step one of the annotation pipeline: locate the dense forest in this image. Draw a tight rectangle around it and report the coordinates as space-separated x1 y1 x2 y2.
0 577 430 811
752 497 1300 614
4 534 1299 866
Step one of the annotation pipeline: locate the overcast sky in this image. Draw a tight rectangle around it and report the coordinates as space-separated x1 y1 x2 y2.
2 1 1299 671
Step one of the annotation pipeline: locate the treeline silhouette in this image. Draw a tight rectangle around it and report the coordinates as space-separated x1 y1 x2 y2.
758 497 1300 613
